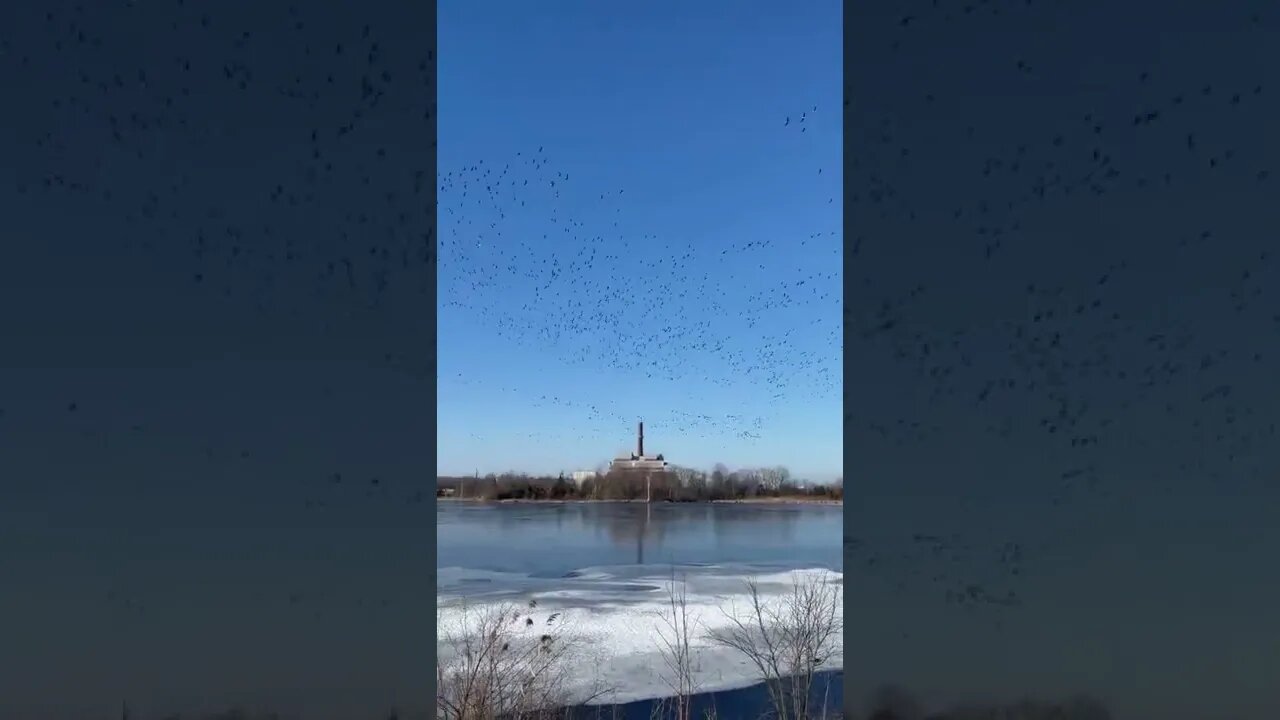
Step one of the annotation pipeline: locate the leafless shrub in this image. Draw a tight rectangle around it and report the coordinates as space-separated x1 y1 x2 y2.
653 571 701 720
436 599 606 720
707 575 842 720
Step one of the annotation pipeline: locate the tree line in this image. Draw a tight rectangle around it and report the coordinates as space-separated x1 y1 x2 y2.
437 464 842 502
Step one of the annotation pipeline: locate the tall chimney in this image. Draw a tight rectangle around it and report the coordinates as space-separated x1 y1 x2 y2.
638 421 644 457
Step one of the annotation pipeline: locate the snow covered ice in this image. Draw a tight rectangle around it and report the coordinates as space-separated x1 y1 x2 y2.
437 563 843 705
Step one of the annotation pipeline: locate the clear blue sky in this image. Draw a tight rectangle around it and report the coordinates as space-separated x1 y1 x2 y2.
438 0 842 481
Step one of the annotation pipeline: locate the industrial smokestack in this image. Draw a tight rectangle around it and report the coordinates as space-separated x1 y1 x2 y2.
638 421 644 457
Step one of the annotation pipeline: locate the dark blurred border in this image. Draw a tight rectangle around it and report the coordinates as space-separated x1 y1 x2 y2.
842 0 854 715
424 0 440 713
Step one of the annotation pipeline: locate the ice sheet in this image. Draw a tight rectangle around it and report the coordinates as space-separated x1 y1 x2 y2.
437 564 843 705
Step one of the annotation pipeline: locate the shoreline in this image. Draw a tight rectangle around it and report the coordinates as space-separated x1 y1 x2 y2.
437 496 841 505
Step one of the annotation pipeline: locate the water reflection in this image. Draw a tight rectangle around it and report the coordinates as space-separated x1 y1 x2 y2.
600 502 806 564
437 501 840 576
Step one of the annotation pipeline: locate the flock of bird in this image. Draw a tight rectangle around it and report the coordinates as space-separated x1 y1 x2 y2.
438 112 841 446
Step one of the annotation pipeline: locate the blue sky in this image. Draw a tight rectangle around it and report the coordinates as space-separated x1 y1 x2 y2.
438 0 843 480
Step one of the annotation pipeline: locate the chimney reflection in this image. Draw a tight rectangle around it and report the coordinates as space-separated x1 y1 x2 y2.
597 504 802 563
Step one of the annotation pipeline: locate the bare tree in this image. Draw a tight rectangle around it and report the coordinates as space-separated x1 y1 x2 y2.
686 469 708 498
672 465 699 488
760 466 791 492
707 575 842 720
653 571 700 720
710 463 729 487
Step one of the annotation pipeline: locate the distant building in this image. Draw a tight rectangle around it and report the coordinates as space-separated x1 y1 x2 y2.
571 470 597 485
608 421 668 503
610 421 668 472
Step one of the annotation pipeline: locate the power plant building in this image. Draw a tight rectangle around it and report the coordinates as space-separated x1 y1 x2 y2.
610 421 668 472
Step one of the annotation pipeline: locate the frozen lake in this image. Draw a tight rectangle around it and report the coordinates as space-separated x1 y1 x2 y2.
436 501 844 706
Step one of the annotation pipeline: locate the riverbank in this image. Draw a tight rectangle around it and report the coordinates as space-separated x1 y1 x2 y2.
712 496 842 505
437 496 842 505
